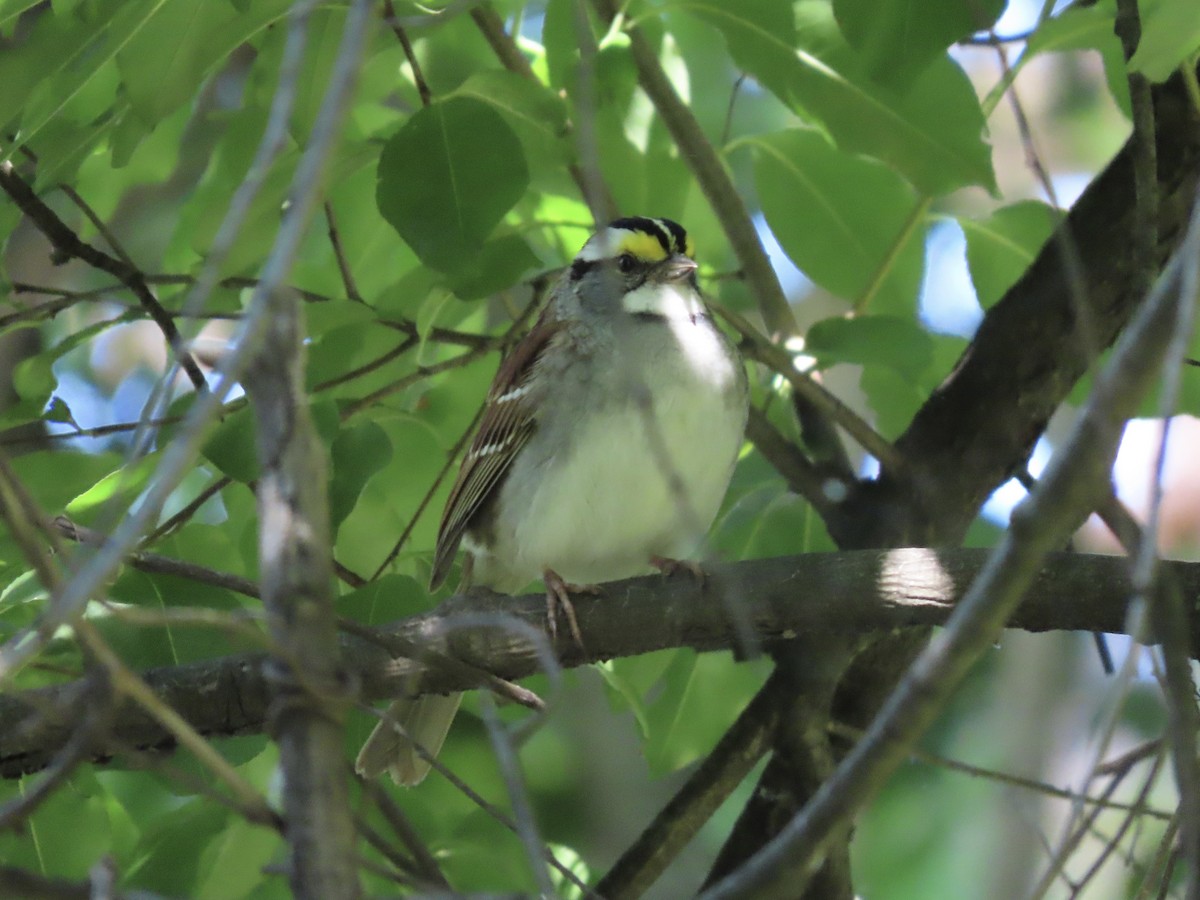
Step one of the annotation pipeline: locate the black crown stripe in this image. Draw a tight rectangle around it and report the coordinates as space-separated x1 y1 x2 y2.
608 216 672 255
657 218 689 255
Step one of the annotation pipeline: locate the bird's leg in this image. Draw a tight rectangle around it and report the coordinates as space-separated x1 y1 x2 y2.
649 555 707 583
542 567 597 649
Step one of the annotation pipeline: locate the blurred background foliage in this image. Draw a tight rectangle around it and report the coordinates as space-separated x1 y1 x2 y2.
0 0 1197 896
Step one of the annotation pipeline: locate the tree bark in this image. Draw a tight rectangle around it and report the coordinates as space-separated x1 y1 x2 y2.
3 548 1199 778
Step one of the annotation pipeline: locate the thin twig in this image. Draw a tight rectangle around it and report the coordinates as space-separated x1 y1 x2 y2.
55 517 260 599
144 475 235 545
339 343 495 417
242 0 377 893
828 721 1173 822
1133 815 1180 900
718 305 904 476
0 161 208 393
57 182 138 270
370 401 484 580
1115 6 1200 884
77 619 279 827
359 774 451 888
382 0 432 106
1068 717 1166 896
313 335 418 393
744 405 834 516
1030 735 1165 898
323 201 364 302
340 283 543 419
480 693 557 897
0 673 112 832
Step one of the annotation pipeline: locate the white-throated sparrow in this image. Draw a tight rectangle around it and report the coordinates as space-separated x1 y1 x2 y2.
356 217 748 784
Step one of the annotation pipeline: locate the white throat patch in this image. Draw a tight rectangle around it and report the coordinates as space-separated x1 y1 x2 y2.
622 282 706 320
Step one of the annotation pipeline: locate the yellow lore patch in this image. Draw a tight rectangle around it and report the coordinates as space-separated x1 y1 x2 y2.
576 217 696 264
616 229 671 263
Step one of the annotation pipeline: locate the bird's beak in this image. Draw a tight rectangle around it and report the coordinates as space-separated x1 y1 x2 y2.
656 254 698 284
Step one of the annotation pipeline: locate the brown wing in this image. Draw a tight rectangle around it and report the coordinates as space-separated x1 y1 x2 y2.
429 310 566 589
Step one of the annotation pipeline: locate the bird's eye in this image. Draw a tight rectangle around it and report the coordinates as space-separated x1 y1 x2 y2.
616 253 637 273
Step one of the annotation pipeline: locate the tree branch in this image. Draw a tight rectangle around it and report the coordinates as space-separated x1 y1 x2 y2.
0 161 209 394
3 548 1199 778
865 65 1200 546
239 0 376 895
698 187 1200 900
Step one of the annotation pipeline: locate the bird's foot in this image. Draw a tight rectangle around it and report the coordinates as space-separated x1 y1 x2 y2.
542 568 598 650
649 555 707 584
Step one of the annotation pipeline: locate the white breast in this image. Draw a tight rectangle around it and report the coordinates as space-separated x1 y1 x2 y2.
472 312 745 591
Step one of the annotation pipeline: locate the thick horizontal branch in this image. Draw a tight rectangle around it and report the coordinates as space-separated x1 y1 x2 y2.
2 548 1194 777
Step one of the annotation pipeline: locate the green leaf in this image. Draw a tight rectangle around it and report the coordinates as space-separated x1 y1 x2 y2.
335 413 462 579
749 129 927 314
806 315 934 380
45 396 76 425
680 0 995 194
671 0 797 103
987 4 1129 116
376 97 529 274
9 451 125 514
102 565 245 667
0 3 93 132
27 116 113 188
124 800 229 894
714 482 834 559
330 421 393 531
116 0 290 126
202 407 259 483
11 314 126 414
194 813 283 900
0 0 42 34
543 0 581 91
0 769 113 878
13 350 56 406
834 0 1005 86
960 201 1059 309
446 233 541 301
66 451 162 523
2 0 159 146
1130 0 1200 82
861 364 927 440
340 574 430 624
644 650 769 775
595 658 654 738
306 320 402 397
451 69 572 172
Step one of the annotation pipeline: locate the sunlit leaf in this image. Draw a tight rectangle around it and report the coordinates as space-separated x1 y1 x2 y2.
960 201 1059 309
834 0 1005 86
66 451 161 522
377 97 529 273
806 315 934 379
749 128 927 314
678 0 995 194
1130 0 1200 82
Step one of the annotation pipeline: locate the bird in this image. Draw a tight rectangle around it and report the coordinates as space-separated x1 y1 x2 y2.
355 216 749 785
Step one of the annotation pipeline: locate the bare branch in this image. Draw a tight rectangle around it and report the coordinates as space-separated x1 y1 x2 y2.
0 161 208 393
7 548 1200 777
239 0 378 895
